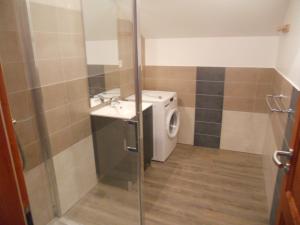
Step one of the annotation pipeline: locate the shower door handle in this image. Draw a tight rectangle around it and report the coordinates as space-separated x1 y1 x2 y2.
273 149 293 171
124 120 139 153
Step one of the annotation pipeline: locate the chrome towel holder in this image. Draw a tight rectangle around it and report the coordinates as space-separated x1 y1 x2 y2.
265 94 293 113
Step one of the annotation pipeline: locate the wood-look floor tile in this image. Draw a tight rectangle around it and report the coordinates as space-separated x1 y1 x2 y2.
61 144 268 225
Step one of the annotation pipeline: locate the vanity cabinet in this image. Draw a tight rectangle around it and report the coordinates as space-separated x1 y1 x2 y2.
91 106 153 188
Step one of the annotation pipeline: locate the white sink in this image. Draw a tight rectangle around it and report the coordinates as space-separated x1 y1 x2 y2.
91 101 152 120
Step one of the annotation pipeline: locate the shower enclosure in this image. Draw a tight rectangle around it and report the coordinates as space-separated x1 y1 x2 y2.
0 0 144 224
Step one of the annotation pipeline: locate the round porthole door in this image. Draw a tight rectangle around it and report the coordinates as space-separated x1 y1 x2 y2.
166 108 180 138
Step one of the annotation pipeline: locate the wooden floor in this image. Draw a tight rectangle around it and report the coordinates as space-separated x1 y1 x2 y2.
60 144 269 225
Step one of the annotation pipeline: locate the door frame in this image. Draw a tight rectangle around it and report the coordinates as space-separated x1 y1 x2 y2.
132 0 145 224
275 96 300 224
0 64 28 225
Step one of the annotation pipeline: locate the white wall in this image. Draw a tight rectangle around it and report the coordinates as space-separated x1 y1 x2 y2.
276 0 300 90
145 36 279 67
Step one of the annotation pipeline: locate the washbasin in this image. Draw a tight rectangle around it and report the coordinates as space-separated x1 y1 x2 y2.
90 100 152 120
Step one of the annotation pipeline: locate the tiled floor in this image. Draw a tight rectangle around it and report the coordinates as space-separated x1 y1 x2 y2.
51 144 269 225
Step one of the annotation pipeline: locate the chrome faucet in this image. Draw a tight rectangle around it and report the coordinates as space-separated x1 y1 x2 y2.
94 94 106 103
110 96 120 106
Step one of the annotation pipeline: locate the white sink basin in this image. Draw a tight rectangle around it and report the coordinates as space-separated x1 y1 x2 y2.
91 101 152 120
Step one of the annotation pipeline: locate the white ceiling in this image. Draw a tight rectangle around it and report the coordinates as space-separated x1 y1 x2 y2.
141 0 290 38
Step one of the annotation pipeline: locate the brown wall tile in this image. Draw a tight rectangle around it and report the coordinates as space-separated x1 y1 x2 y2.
224 82 255 98
70 118 91 143
49 126 74 156
23 141 43 170
177 93 196 107
44 105 71 133
62 57 87 81
37 59 64 86
67 78 89 102
0 31 23 63
223 97 254 112
58 33 85 58
0 0 17 31
8 90 34 120
15 118 39 146
3 62 28 92
40 83 69 110
225 68 259 83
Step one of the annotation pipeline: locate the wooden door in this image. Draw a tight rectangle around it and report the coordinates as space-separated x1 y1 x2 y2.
0 65 28 225
276 97 300 225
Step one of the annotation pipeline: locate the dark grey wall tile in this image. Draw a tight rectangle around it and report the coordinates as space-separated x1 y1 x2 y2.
88 75 105 96
196 81 224 96
194 134 220 148
197 67 225 81
195 108 223 123
87 64 105 76
195 122 221 136
196 95 224 110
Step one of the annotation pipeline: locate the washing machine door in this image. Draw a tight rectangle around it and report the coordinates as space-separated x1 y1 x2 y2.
166 108 180 138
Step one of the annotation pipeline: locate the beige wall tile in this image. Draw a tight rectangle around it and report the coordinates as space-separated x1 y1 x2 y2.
262 117 278 213
57 8 83 34
270 113 287 150
25 163 55 225
53 136 97 214
30 2 58 32
220 110 268 154
34 32 60 59
177 107 195 145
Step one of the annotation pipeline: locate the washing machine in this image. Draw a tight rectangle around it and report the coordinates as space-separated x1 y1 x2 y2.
126 90 180 162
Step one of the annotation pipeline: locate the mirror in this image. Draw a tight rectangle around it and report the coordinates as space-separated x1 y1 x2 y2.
82 0 121 107
82 0 136 108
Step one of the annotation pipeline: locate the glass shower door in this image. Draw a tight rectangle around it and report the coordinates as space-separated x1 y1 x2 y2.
0 0 144 224
77 0 145 225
